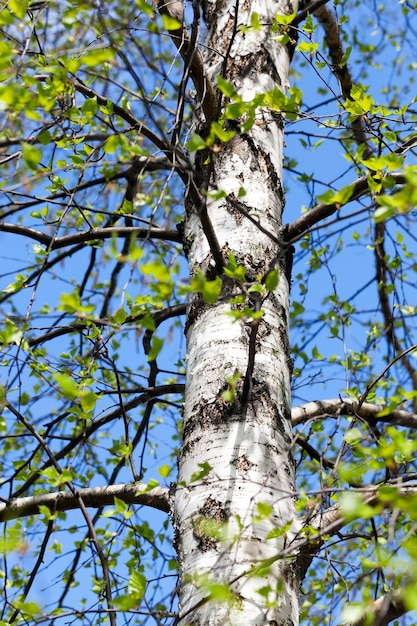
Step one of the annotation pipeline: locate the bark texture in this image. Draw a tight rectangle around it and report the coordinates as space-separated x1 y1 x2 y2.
174 1 299 624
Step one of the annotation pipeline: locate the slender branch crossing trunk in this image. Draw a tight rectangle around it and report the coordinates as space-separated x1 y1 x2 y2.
174 1 299 624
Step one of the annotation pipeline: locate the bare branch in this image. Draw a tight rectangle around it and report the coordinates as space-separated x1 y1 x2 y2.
10 384 184 498
73 80 177 156
294 0 332 26
285 172 405 242
28 305 187 347
8 521 54 624
5 400 117 625
343 591 409 626
0 223 182 249
74 66 224 272
374 222 417 405
294 433 335 469
299 1 372 155
290 481 417 585
155 0 218 124
292 397 417 430
0 482 170 522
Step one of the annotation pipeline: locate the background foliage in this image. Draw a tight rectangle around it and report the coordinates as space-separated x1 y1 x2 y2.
0 0 416 624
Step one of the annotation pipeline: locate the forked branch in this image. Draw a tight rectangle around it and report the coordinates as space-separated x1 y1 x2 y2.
155 0 218 124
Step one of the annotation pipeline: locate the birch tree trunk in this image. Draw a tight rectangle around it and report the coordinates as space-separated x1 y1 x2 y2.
174 1 299 624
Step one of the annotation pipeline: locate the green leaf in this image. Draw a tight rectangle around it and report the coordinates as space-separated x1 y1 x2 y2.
2 273 28 294
0 318 27 348
265 269 279 291
58 290 95 314
343 428 363 445
118 198 133 215
248 282 263 295
373 205 396 223
207 188 227 200
296 40 320 55
339 45 352 67
216 76 236 98
273 10 297 25
207 581 235 601
188 133 207 152
79 48 114 67
53 373 79 400
189 272 222 303
264 87 287 111
100 99 114 115
208 121 235 143
161 14 182 30
129 570 147 597
312 346 323 359
148 335 164 361
41 467 73 487
0 9 15 26
38 505 58 521
136 0 154 15
37 130 52 145
81 97 98 118
316 184 354 206
224 253 246 280
113 497 134 519
80 390 99 413
265 521 292 540
362 153 404 172
250 11 261 30
347 85 374 113
340 603 368 625
141 261 171 283
340 492 377 522
190 461 212 483
113 308 127 324
9 0 28 19
103 135 120 154
144 478 160 491
256 502 273 518
113 594 142 610
158 464 171 478
21 142 42 170
302 13 317 34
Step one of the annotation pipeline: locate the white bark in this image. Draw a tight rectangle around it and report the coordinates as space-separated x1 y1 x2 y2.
175 1 299 624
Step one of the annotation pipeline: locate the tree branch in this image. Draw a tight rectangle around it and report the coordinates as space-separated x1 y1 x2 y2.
73 80 224 272
0 223 182 249
155 0 217 124
5 400 118 625
298 1 372 156
343 591 409 626
289 481 417 586
284 172 405 242
0 482 170 522
28 305 187 347
374 222 417 406
291 397 417 430
294 0 331 26
10 384 184 498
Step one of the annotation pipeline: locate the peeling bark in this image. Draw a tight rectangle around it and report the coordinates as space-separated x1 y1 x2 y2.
174 1 300 624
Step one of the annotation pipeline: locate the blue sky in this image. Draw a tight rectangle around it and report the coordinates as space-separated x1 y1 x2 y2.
0 1 416 623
